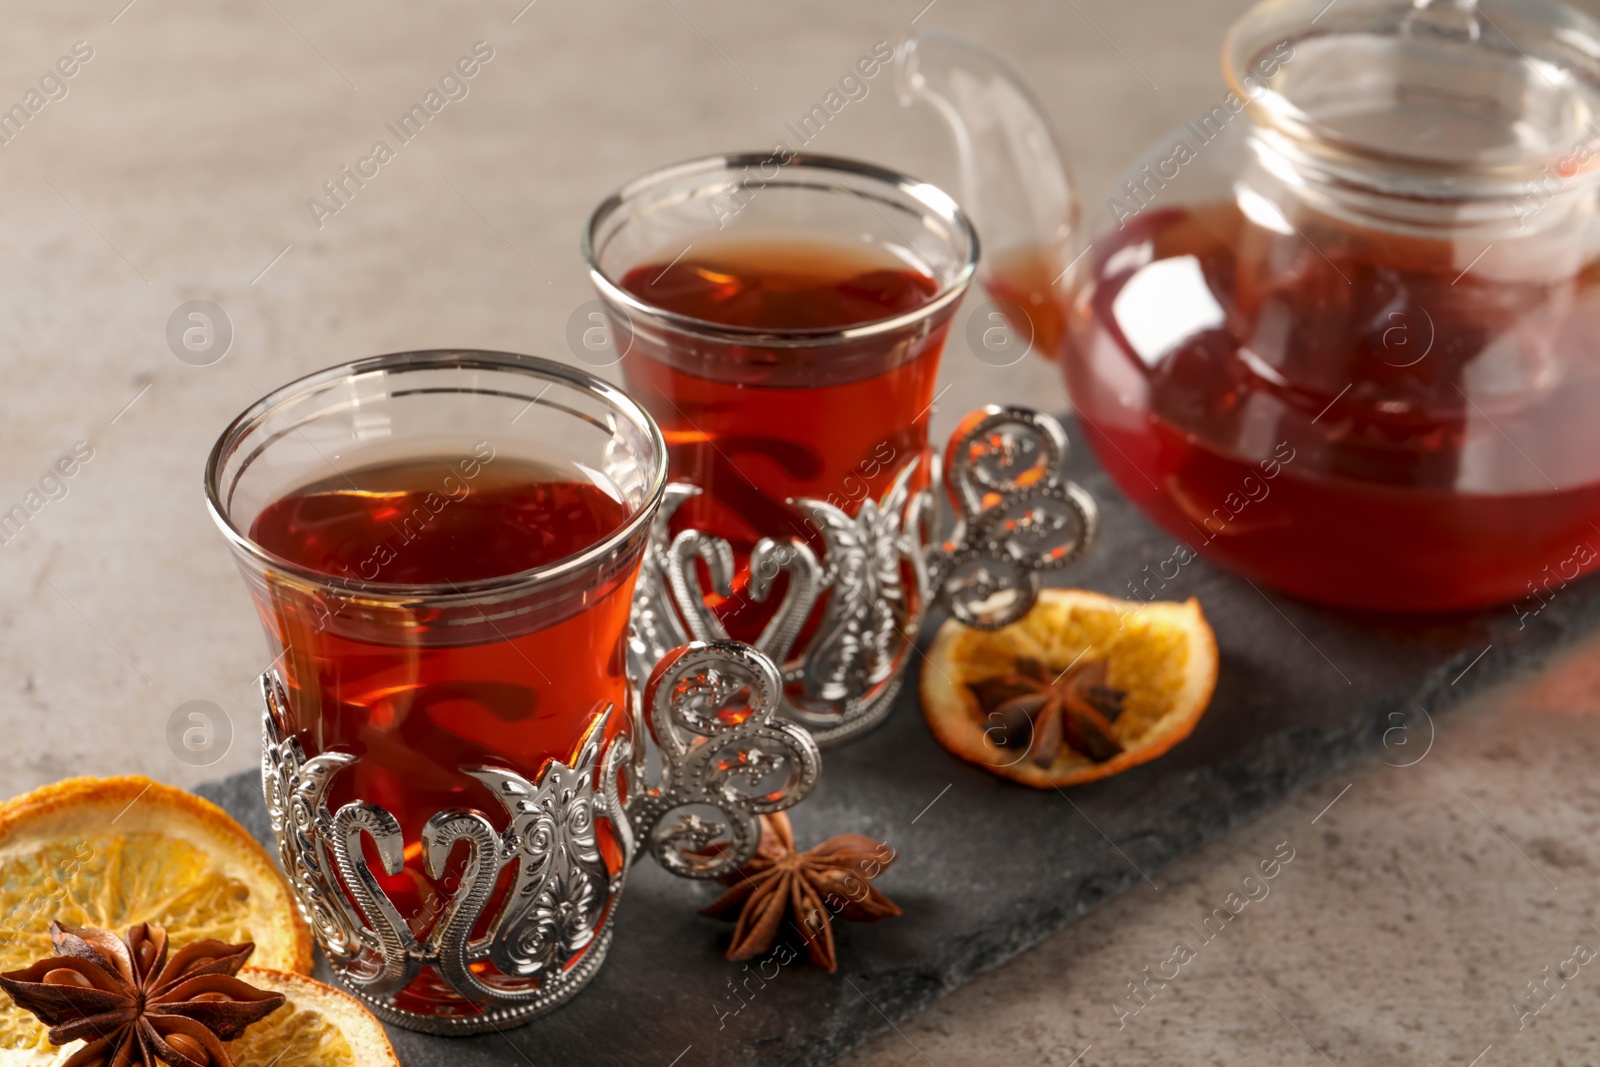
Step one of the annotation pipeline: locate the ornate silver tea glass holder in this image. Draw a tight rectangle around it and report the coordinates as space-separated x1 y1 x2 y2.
213 350 824 1035
260 640 818 1035
629 405 1099 746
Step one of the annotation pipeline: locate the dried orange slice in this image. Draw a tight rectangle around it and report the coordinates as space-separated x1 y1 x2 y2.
922 589 1217 788
0 776 313 1061
228 968 399 1067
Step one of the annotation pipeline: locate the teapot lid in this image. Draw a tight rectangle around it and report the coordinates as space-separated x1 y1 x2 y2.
1225 0 1600 188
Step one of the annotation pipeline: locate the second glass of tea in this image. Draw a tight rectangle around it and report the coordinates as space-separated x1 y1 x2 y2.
585 153 1093 744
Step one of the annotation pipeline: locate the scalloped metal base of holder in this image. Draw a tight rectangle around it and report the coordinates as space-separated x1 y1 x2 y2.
340 927 614 1036
802 672 903 747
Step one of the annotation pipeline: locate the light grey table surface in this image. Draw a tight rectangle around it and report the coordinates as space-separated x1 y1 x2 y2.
2 1 1599 1064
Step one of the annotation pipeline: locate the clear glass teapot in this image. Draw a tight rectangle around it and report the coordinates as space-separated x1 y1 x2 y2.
901 0 1600 613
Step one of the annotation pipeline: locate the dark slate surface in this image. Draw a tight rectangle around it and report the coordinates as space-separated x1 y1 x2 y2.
198 420 1600 1067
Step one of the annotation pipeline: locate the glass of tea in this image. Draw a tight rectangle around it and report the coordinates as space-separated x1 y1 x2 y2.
582 156 966 742
206 350 821 1032
585 154 1097 745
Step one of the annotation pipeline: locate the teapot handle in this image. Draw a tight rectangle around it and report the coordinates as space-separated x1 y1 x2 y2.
896 30 1081 283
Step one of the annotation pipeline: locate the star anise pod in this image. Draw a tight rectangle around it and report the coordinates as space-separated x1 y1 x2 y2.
698 812 900 973
969 656 1128 768
0 922 286 1067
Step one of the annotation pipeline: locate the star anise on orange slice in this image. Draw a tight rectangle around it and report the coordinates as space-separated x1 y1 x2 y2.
969 655 1128 768
699 812 900 973
922 589 1218 789
0 922 286 1067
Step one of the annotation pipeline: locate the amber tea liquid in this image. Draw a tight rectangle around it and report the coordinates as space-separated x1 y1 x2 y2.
248 450 634 1008
988 204 1600 611
617 235 945 642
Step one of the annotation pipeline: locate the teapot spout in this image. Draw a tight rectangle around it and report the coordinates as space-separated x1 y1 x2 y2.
896 30 1080 296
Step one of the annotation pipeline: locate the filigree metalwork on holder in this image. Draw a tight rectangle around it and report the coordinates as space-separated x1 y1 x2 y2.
258 634 818 1033
260 671 628 1035
623 641 822 878
927 406 1098 630
628 405 1098 746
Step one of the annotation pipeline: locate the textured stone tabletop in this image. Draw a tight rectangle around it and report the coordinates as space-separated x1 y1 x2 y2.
3 0 1600 1064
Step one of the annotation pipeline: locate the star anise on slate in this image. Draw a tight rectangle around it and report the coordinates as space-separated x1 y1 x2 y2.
0 922 285 1067
969 656 1128 768
699 812 900 973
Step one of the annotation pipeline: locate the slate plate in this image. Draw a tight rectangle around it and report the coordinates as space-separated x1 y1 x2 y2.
199 420 1600 1067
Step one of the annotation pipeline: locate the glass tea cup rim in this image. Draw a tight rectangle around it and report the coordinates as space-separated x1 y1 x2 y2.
582 151 980 347
204 348 669 604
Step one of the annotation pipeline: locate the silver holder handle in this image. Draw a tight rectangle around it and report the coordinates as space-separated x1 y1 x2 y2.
927 405 1098 629
258 638 818 1035
625 640 822 878
628 405 1097 746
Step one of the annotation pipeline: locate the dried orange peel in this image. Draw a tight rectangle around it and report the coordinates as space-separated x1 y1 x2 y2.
922 589 1217 788
0 776 314 1061
230 968 400 1067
